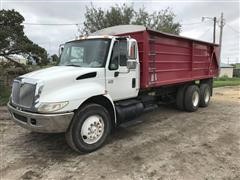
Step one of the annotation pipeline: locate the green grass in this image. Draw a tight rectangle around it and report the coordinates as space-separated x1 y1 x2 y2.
0 86 11 106
213 77 240 88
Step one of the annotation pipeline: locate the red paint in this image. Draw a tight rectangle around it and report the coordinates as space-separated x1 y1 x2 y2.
118 29 220 89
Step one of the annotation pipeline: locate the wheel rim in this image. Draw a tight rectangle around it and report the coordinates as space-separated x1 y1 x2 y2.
192 91 199 107
80 115 104 144
204 89 210 104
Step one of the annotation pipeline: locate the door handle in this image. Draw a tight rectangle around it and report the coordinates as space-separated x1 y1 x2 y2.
114 71 119 77
108 79 114 84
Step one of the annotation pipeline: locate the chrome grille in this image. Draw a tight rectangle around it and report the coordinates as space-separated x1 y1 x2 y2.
12 80 36 108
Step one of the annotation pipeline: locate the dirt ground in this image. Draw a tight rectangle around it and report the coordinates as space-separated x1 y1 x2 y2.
0 86 240 180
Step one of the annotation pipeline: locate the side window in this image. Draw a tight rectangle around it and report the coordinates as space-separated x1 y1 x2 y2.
119 40 127 66
109 41 119 70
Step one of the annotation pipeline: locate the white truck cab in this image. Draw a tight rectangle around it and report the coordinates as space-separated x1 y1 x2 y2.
8 35 140 153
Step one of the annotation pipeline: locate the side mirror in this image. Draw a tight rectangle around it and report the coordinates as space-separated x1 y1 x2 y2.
127 60 137 69
128 41 136 59
59 44 64 57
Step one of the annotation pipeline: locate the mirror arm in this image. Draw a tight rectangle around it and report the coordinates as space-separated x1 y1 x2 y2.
58 44 65 57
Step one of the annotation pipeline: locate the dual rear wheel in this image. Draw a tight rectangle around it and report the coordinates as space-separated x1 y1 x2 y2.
199 84 211 107
176 83 211 112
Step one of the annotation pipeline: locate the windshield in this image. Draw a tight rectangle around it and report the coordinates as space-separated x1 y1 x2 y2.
59 39 111 68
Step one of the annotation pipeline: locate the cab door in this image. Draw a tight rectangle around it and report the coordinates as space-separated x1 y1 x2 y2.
106 38 139 101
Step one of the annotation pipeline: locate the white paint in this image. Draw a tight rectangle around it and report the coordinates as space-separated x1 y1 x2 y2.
20 36 140 114
219 67 233 78
105 38 140 100
21 66 108 112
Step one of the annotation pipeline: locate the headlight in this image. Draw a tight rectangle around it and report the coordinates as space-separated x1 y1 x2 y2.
38 101 68 113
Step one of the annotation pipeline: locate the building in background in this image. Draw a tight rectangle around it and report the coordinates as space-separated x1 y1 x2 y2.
0 54 38 65
220 63 233 77
0 55 27 65
233 63 240 77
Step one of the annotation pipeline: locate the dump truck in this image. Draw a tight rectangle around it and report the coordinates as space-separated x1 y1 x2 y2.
8 25 220 153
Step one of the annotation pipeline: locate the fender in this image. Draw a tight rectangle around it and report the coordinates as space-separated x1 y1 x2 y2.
80 93 117 125
103 93 117 125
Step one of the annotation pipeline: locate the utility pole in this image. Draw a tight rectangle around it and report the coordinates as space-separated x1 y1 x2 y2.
202 13 225 64
202 16 217 43
213 17 217 43
219 12 225 57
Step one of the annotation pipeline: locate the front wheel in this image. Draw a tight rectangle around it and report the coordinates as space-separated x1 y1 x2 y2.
66 104 111 153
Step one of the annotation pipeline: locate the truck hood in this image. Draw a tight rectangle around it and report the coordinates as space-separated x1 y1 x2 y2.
21 66 100 82
19 66 105 105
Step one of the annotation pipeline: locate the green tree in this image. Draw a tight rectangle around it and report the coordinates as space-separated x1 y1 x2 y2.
82 4 181 35
83 4 134 33
51 54 59 64
133 8 181 35
0 9 48 68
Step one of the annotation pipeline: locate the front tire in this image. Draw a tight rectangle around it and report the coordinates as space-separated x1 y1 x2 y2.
66 104 111 153
184 85 200 112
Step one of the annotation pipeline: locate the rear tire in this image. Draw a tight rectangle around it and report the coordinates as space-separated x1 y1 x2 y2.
176 85 187 110
66 104 111 153
184 85 200 112
199 84 211 107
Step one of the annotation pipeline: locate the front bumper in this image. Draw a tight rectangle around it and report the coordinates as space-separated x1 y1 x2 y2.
7 103 74 133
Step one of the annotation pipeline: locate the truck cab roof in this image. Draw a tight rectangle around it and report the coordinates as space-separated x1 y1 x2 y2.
66 35 128 44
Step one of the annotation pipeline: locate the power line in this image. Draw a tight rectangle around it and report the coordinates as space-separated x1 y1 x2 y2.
23 21 203 26
226 24 240 34
22 22 83 26
20 21 218 27
181 22 202 26
198 27 211 38
202 16 217 43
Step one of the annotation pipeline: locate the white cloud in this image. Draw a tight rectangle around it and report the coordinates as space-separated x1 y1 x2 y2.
2 0 240 63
